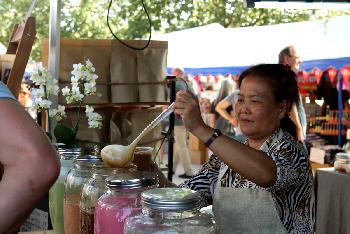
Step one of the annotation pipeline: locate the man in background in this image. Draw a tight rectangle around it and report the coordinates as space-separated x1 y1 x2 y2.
279 46 301 73
171 68 194 179
304 90 322 118
279 45 307 141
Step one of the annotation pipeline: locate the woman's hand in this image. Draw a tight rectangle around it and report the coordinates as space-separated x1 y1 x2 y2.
174 90 206 132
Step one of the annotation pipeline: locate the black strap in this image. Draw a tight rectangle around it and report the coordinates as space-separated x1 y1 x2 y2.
204 129 223 148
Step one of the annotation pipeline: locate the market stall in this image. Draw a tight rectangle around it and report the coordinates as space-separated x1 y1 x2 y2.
2 0 348 233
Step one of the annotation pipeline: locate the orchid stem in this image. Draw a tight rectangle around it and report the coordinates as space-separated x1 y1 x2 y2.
74 99 83 137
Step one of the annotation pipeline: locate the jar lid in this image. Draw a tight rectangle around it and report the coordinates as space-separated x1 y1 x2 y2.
106 171 157 189
74 155 104 163
55 144 82 160
336 153 350 160
141 188 200 212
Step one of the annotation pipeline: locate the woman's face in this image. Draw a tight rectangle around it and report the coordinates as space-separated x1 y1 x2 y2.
235 76 286 141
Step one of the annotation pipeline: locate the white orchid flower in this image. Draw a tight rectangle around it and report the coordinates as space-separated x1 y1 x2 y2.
84 82 96 95
30 60 103 139
58 105 66 113
86 59 93 68
85 105 94 114
32 88 45 99
62 86 70 96
88 114 102 129
72 63 83 71
84 105 102 129
39 99 52 109
71 75 80 83
30 67 49 86
49 105 67 121
49 109 58 117
31 102 41 111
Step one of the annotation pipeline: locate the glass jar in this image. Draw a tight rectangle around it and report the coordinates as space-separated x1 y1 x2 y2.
334 153 350 173
94 171 158 234
49 145 81 234
64 155 102 234
80 162 137 234
125 188 216 234
132 146 153 171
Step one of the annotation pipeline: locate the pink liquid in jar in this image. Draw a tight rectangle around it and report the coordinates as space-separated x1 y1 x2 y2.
94 196 141 234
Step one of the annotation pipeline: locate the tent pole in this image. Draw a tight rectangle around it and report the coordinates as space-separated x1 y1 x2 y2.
48 0 61 138
338 72 343 146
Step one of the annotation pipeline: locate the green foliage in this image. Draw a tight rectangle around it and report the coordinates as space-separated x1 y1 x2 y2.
0 0 349 61
53 123 76 146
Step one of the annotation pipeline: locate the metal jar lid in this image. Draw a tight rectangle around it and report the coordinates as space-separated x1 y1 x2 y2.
54 143 82 160
336 153 350 160
106 171 157 190
74 155 104 164
141 188 200 212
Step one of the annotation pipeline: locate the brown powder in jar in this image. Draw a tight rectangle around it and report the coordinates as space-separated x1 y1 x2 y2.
133 150 152 171
80 210 94 234
64 203 80 234
336 167 347 173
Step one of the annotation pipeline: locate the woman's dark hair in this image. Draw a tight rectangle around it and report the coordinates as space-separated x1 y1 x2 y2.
238 64 299 139
317 69 337 99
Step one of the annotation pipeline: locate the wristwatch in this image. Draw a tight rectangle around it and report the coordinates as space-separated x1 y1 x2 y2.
204 129 222 147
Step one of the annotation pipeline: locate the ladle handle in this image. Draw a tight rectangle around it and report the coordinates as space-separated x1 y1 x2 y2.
132 102 175 146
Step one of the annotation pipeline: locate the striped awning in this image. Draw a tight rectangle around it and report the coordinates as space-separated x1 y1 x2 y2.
246 0 350 8
254 0 350 2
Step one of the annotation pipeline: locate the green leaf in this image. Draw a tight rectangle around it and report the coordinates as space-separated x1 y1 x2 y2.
54 123 76 146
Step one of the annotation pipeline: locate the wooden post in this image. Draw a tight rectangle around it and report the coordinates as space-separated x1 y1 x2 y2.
6 17 36 98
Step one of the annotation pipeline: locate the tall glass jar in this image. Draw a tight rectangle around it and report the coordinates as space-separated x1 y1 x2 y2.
334 153 350 173
94 171 158 234
49 145 81 234
64 155 102 234
80 162 137 234
125 188 216 234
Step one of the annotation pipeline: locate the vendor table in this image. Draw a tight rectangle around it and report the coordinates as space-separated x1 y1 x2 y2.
315 168 350 234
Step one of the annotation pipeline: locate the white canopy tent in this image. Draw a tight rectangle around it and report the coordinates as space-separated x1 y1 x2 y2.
153 16 350 69
0 43 6 54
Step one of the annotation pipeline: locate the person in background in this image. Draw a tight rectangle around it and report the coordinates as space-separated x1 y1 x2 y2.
0 81 60 233
211 78 236 137
171 68 194 179
304 90 321 118
18 83 31 107
187 74 201 95
317 68 350 115
215 84 241 138
18 82 37 119
154 64 314 233
279 45 307 141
